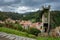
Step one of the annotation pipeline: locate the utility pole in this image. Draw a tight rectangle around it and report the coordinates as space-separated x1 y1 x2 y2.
47 11 50 34
47 5 51 34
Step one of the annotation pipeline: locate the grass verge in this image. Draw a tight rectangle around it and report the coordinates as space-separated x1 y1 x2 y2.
37 37 60 40
0 27 36 38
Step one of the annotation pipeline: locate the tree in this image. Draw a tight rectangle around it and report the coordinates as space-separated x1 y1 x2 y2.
0 23 4 27
29 28 41 36
17 24 23 31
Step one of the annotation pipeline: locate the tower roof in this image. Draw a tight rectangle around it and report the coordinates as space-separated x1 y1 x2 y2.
40 5 50 17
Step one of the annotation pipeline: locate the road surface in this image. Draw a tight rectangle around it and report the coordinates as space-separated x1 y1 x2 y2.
0 32 36 40
0 36 10 40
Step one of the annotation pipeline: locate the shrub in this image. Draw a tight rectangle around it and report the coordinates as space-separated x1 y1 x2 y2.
17 24 23 31
28 28 41 36
0 23 4 27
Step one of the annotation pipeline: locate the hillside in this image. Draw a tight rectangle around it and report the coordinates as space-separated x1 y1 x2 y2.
50 11 60 28
0 11 60 28
0 11 23 20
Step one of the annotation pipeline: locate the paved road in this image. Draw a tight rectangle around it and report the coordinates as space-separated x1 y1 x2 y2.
0 32 36 40
0 36 10 40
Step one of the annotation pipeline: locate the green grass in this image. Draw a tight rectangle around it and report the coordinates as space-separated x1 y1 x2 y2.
1 27 60 40
0 27 36 38
37 37 60 40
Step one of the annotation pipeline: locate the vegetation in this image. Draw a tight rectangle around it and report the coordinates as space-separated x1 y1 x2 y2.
37 37 60 40
0 27 36 38
0 11 23 20
0 23 4 27
28 28 41 36
51 11 60 28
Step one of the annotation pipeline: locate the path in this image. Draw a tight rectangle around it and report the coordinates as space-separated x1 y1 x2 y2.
0 32 36 40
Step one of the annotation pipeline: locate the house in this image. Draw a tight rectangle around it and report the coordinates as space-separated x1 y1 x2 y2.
30 22 44 32
5 18 16 23
20 20 32 29
20 20 44 32
0 20 5 24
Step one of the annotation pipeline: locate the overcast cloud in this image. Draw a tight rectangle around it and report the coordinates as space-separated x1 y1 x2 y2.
0 0 60 13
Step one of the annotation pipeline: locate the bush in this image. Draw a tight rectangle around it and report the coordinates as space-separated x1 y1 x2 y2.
0 23 4 27
10 24 23 31
17 24 23 31
28 28 41 36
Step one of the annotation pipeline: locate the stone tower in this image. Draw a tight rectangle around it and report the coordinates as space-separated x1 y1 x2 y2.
42 5 50 32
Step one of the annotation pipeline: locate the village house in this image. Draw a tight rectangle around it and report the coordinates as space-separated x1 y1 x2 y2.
20 20 44 32
5 18 16 23
20 20 32 29
30 22 44 32
0 20 5 24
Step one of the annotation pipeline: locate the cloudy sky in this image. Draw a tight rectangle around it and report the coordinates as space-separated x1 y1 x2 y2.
0 0 60 13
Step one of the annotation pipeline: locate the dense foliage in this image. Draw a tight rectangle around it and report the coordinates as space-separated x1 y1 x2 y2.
28 28 41 36
50 11 60 28
0 11 23 20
